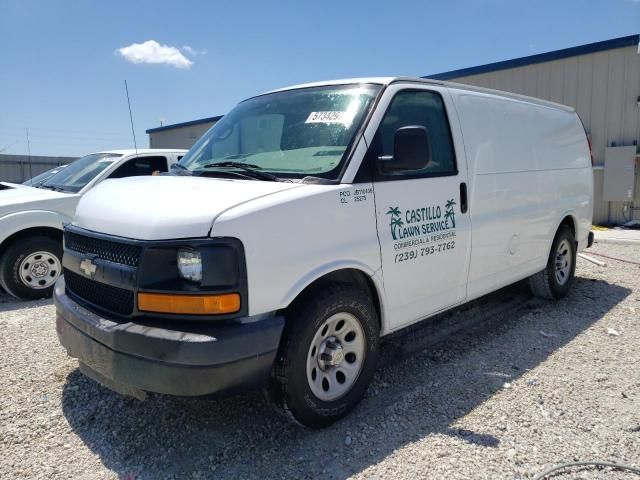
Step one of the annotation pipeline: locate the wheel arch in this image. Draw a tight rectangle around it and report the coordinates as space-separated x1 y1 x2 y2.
0 226 63 258
0 211 68 254
542 212 578 262
558 214 577 239
280 265 386 333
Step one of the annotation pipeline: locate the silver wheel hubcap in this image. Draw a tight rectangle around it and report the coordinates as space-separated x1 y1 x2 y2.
554 239 572 285
306 312 365 402
18 251 61 290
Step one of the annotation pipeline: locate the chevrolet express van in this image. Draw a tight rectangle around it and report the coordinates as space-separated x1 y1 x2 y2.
55 78 593 427
0 149 186 299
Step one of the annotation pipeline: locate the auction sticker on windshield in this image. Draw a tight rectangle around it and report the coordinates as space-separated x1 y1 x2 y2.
305 111 352 124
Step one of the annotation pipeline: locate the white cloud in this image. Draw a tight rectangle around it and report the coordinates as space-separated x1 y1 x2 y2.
181 45 196 55
181 45 207 56
117 40 193 69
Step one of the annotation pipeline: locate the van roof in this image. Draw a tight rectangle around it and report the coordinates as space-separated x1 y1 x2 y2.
265 77 575 113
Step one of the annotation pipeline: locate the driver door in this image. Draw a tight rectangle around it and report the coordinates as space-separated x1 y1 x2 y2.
369 86 472 331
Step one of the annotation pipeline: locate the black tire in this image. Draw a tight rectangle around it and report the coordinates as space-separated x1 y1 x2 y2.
0 235 63 300
268 283 380 428
529 225 576 300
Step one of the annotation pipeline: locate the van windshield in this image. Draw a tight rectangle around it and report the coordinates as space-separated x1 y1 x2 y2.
42 153 122 192
179 84 381 180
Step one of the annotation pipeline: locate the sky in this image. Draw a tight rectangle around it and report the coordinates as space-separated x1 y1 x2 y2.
0 0 639 157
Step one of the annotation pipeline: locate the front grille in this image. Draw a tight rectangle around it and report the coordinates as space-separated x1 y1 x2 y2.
64 230 141 267
64 269 134 316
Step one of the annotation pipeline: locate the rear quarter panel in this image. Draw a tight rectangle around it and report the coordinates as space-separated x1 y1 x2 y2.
450 88 592 299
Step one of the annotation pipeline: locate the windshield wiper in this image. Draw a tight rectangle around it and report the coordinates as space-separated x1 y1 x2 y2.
40 183 61 191
169 163 192 176
40 184 72 193
201 162 281 182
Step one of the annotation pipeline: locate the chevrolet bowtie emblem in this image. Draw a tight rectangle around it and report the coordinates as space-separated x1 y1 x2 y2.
79 257 97 278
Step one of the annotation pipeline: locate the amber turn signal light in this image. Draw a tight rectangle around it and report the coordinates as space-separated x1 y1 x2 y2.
137 292 241 315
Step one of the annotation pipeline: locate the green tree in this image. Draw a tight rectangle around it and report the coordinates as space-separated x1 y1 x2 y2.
386 206 401 218
445 199 456 228
390 216 404 240
444 209 454 227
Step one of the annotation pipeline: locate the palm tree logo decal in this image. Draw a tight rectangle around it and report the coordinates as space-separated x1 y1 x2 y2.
386 206 403 240
444 198 456 228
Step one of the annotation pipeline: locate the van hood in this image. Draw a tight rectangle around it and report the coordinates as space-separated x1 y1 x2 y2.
0 184 74 217
73 176 304 240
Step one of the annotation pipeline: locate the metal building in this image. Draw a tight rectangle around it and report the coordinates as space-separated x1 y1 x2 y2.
428 34 640 225
0 154 76 183
146 115 222 150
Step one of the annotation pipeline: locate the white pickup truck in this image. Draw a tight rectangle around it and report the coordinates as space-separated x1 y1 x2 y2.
55 78 593 427
0 149 186 299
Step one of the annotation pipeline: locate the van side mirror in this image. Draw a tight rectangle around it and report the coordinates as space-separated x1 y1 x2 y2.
380 126 432 172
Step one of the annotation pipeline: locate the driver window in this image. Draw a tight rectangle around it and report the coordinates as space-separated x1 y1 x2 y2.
109 156 168 179
374 90 457 179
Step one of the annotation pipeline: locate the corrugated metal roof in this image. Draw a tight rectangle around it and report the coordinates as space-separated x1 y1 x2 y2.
425 34 639 80
145 115 223 134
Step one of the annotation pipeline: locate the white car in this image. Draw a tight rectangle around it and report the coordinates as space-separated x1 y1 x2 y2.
0 149 186 299
55 78 593 427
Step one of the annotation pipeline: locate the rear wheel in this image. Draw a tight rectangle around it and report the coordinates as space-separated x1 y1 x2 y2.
268 284 379 428
0 236 62 299
529 225 576 300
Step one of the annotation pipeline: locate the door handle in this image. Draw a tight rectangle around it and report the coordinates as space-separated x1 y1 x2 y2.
460 182 468 213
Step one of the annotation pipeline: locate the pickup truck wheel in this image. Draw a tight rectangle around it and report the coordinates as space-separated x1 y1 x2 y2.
0 236 62 300
269 284 379 428
529 225 576 300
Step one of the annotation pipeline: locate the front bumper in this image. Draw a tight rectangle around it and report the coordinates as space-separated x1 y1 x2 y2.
54 278 284 397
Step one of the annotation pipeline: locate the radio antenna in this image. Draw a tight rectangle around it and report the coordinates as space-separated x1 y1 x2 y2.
124 80 138 155
26 128 33 184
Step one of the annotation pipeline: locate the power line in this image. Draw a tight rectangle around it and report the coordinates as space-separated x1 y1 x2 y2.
0 132 135 142
0 125 134 137
0 139 128 148
0 140 19 153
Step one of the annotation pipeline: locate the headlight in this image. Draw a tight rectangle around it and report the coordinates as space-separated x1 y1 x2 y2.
177 248 202 282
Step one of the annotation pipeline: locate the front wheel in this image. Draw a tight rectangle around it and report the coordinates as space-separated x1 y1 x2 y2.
0 236 63 300
269 284 380 428
529 225 576 300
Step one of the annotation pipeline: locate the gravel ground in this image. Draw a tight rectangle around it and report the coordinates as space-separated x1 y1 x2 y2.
1 242 639 480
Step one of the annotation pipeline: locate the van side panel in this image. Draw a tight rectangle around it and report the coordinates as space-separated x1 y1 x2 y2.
450 89 592 299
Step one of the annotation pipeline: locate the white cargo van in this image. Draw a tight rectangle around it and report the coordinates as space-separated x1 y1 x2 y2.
55 78 593 427
0 149 186 299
